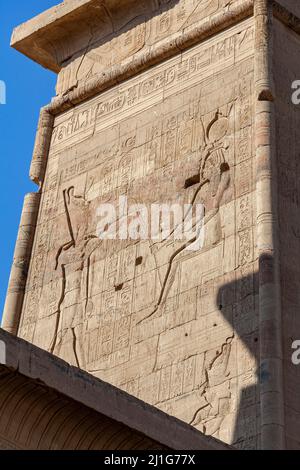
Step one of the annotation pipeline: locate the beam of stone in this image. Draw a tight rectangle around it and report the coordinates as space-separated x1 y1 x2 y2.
0 328 232 450
254 0 284 450
11 0 253 78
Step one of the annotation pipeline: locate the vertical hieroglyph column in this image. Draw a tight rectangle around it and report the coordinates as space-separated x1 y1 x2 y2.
254 0 285 449
2 108 53 335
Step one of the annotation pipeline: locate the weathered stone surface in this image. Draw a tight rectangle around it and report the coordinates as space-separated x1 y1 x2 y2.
4 0 300 450
15 16 258 448
273 15 300 451
0 328 230 450
277 0 300 18
11 0 251 95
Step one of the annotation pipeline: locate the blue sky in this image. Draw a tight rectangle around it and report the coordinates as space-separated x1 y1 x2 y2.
0 1 58 321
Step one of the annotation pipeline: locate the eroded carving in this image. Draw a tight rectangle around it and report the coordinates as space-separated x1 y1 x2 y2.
17 21 257 448
138 107 232 324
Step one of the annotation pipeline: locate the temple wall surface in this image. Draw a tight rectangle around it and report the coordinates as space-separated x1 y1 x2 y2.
16 15 260 449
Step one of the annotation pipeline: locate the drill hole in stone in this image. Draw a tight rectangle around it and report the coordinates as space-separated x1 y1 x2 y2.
184 174 200 189
115 283 124 292
135 256 143 266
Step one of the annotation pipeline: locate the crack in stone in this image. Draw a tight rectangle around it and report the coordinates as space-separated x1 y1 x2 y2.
71 328 80 369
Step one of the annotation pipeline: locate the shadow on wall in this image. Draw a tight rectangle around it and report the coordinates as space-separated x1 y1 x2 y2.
217 269 260 449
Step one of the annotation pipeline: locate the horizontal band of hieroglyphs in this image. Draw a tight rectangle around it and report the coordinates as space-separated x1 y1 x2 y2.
51 20 254 151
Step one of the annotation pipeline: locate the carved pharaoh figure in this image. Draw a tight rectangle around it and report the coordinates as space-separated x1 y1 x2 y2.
49 187 99 367
140 107 232 323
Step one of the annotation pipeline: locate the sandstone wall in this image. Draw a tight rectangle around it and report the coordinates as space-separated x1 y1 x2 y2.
277 0 300 18
0 366 164 450
17 16 260 448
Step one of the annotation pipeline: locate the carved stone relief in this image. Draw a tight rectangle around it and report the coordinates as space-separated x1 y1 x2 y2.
55 0 245 95
18 19 257 448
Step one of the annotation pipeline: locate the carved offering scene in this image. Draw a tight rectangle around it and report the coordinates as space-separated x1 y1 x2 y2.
14 14 259 449
5 0 300 452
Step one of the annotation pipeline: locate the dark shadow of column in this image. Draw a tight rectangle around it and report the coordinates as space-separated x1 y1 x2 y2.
217 270 260 449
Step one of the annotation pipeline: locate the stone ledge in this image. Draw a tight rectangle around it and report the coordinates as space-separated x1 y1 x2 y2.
0 329 232 450
11 0 118 72
11 0 253 75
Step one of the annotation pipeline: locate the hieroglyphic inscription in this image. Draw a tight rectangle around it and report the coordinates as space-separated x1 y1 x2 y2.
52 20 254 151
56 0 245 94
19 18 258 448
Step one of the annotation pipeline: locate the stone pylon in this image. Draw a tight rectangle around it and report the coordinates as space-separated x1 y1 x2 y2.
3 0 300 449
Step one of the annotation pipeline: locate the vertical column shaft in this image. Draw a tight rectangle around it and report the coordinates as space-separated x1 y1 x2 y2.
2 193 40 334
254 0 285 450
2 107 53 335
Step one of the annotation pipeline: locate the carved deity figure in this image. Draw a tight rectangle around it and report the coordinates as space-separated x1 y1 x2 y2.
140 108 232 323
49 187 99 367
48 106 232 364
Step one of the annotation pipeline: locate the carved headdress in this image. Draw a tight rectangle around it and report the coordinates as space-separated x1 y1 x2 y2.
200 107 232 182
